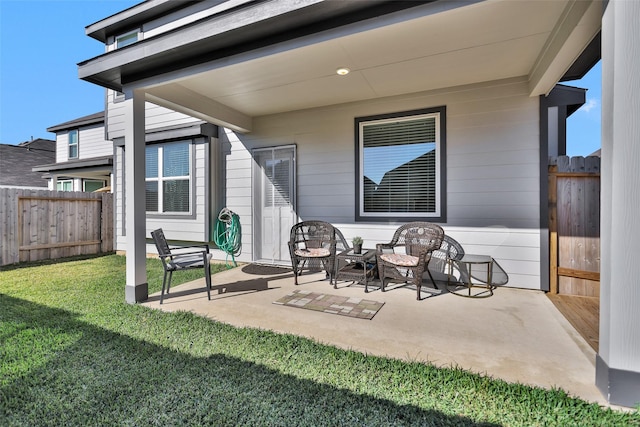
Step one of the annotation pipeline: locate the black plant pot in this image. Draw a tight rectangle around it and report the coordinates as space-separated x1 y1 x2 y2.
353 243 362 254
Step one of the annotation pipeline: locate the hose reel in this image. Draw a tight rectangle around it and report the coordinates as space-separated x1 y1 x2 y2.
214 208 241 268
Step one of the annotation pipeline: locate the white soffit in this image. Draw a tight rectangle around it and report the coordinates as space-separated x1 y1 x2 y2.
146 0 596 122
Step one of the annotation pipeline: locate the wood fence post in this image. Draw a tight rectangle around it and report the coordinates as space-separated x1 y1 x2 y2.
549 164 559 294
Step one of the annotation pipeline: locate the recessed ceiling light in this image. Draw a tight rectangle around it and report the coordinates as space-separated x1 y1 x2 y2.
336 67 350 76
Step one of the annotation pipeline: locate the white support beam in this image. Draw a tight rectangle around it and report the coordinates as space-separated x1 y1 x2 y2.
528 0 602 96
124 90 148 304
597 0 640 408
146 83 253 133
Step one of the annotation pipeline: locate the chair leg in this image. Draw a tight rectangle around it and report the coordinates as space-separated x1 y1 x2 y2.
166 271 173 294
293 261 299 285
416 282 422 300
205 267 211 301
160 270 169 304
320 258 334 288
380 264 387 292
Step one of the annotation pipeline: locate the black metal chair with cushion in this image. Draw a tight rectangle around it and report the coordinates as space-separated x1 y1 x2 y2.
288 221 337 286
376 222 445 300
151 228 212 304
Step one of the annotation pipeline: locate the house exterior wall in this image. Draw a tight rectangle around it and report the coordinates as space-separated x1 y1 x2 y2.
221 77 542 289
111 77 542 289
110 99 214 251
113 135 214 252
114 145 125 251
107 101 199 140
55 123 110 162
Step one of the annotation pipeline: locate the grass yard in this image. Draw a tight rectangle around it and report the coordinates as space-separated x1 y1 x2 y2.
1 254 638 426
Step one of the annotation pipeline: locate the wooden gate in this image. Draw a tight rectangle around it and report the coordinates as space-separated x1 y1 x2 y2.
548 156 600 296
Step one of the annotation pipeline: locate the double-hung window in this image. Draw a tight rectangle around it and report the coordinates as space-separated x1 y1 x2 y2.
145 141 192 214
356 107 446 221
68 129 78 159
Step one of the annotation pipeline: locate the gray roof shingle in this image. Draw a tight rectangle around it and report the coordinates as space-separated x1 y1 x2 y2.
0 139 56 188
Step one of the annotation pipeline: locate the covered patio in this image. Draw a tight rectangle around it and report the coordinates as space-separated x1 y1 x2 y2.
141 265 607 407
79 0 640 406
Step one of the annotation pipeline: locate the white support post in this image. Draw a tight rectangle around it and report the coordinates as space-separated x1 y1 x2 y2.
597 0 640 408
124 90 148 303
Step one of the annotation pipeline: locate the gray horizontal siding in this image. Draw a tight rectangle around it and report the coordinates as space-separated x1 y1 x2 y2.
223 77 542 289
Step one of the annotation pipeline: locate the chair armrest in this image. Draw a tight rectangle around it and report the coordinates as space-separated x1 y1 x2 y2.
170 244 210 253
168 249 210 259
376 243 394 253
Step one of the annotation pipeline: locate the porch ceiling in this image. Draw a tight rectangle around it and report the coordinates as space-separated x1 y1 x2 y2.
93 0 602 132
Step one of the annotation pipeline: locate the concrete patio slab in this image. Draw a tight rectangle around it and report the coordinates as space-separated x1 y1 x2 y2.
141 264 607 407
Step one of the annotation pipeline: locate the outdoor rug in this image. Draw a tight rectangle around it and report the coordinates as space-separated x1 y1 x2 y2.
273 290 384 320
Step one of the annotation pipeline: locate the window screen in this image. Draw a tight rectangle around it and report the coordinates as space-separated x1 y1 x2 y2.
356 107 445 220
145 141 191 214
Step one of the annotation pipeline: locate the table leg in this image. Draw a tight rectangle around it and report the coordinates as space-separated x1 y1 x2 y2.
487 259 493 294
364 270 369 293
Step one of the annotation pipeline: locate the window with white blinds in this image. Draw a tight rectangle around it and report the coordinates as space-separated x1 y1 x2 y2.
145 141 191 214
356 107 445 220
264 158 291 207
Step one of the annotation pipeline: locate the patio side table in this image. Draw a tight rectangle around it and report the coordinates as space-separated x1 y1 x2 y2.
334 249 377 293
446 254 495 298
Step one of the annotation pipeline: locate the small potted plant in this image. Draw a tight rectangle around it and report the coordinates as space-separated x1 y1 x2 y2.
352 236 363 254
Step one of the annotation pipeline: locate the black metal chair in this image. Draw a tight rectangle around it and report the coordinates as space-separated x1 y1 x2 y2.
151 228 212 304
288 221 337 286
376 222 444 300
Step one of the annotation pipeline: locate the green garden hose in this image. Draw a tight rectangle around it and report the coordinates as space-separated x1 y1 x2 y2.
214 208 241 268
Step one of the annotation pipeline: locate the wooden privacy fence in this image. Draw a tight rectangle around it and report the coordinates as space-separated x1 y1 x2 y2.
548 156 600 296
0 189 113 266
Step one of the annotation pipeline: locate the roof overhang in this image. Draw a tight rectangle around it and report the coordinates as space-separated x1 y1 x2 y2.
78 0 602 133
546 84 587 116
85 0 198 43
33 156 113 179
47 112 105 133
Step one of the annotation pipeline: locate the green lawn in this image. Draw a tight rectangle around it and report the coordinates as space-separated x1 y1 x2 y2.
1 254 638 426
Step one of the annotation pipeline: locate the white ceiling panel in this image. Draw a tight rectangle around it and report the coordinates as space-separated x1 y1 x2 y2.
141 0 599 130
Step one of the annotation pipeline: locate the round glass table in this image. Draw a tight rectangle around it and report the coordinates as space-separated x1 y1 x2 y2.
446 254 495 298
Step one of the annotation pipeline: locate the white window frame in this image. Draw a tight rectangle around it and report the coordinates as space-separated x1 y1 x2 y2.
355 107 446 222
68 129 78 159
57 179 73 192
145 141 193 215
115 29 139 49
112 90 125 103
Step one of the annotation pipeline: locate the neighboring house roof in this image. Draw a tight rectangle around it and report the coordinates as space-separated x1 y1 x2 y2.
0 139 56 188
46 111 104 132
